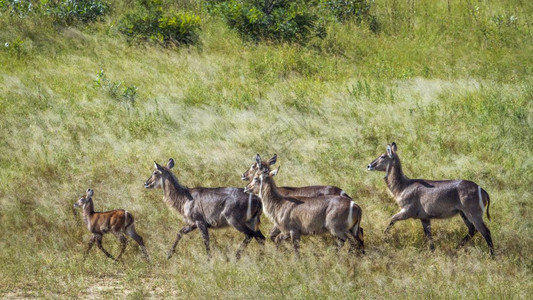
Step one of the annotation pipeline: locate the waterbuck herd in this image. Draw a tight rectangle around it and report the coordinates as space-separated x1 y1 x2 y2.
74 142 494 261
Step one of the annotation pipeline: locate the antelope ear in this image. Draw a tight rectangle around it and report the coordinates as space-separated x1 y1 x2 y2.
270 166 280 177
391 142 397 154
268 154 277 166
87 189 94 197
154 161 164 171
255 154 262 166
386 145 393 158
167 158 175 169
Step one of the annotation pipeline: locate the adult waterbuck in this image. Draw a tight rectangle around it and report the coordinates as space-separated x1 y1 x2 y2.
244 155 364 256
367 142 494 257
144 159 266 260
242 154 351 198
242 154 359 242
73 188 150 261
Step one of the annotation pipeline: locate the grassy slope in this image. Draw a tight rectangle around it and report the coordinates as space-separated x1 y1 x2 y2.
0 0 532 298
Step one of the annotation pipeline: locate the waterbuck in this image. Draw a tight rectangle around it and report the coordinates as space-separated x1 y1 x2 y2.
144 159 266 260
242 154 351 198
242 154 361 243
367 142 494 256
244 155 364 256
73 188 150 261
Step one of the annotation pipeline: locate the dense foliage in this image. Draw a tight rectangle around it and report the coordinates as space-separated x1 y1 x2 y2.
0 0 109 23
118 5 201 46
208 0 320 42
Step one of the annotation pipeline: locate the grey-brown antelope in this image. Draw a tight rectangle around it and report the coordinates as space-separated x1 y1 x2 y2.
144 159 266 260
242 154 351 198
73 188 150 261
244 155 364 256
367 142 494 257
243 154 363 243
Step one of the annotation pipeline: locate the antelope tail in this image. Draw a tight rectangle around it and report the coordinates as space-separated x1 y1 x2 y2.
124 210 135 229
484 189 491 221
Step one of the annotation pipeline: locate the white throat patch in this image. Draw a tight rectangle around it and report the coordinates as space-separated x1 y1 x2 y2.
246 193 253 220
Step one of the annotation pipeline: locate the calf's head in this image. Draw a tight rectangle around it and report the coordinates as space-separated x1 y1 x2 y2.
74 188 94 209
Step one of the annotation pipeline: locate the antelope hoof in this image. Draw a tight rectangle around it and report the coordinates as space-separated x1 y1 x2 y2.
167 250 174 260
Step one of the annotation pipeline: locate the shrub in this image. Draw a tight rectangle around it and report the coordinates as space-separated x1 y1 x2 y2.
0 0 35 16
45 0 109 25
319 0 372 23
209 0 319 43
118 6 201 46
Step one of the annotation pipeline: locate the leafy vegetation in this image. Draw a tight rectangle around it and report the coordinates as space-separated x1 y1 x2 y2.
209 0 321 42
45 0 110 24
0 0 532 298
118 2 201 46
0 0 109 23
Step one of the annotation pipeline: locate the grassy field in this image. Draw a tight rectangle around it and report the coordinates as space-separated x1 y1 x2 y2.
0 0 532 298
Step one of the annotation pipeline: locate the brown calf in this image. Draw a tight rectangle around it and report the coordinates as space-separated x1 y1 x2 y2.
74 189 149 261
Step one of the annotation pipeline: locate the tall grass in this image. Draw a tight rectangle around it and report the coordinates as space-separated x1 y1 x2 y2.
0 0 532 298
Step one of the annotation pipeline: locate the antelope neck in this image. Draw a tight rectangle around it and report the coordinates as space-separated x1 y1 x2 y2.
384 157 409 198
82 199 95 224
162 174 190 214
259 175 283 201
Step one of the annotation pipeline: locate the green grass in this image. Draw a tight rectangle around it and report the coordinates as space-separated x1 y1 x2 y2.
0 0 532 298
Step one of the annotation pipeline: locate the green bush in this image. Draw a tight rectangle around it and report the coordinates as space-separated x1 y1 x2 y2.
45 0 109 25
118 6 201 46
319 0 372 23
210 0 319 43
0 0 35 16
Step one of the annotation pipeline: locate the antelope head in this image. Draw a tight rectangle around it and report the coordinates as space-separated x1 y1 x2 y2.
241 153 277 181
244 163 280 195
74 188 94 208
144 159 175 189
367 142 398 172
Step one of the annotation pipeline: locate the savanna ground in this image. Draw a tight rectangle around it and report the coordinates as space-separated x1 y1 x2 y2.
0 0 532 298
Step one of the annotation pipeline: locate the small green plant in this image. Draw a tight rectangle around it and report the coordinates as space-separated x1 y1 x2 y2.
3 37 26 57
94 70 138 106
118 6 201 46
